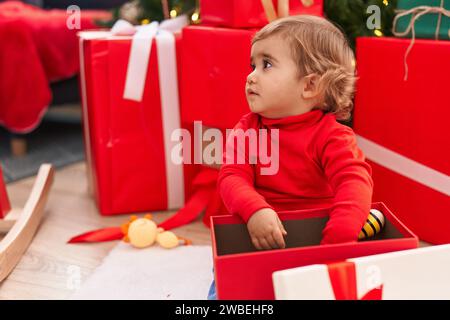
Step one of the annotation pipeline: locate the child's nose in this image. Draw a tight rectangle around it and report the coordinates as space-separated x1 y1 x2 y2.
247 71 256 84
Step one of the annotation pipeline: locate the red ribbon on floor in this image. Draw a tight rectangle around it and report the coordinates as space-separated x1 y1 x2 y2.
68 167 218 244
158 167 218 230
327 261 383 300
68 227 124 243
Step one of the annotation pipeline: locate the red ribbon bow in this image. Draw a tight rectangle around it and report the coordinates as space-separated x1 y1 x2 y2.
327 261 383 300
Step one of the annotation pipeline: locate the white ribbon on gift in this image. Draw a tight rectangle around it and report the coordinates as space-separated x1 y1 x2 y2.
356 135 450 197
81 16 187 210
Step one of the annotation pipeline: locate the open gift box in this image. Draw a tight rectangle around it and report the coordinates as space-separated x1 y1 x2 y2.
210 202 418 300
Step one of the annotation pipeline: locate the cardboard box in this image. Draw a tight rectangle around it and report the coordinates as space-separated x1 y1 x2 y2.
273 244 450 300
211 202 418 300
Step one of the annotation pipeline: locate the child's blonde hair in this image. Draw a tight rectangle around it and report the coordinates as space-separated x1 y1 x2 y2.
252 15 355 121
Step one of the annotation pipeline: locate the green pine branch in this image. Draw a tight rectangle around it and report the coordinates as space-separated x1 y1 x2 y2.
324 0 398 49
98 0 197 27
138 0 197 22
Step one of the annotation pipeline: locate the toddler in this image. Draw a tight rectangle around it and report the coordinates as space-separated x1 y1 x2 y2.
208 15 373 299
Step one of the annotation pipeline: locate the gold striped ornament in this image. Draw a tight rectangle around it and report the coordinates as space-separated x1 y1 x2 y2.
358 209 385 240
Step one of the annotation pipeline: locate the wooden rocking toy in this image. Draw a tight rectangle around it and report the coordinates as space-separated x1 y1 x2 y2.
0 164 54 282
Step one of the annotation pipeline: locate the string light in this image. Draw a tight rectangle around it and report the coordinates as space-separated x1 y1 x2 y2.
170 9 178 18
374 29 383 37
383 0 389 6
191 11 200 23
141 18 150 25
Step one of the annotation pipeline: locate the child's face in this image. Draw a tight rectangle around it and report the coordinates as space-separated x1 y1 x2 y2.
247 35 312 118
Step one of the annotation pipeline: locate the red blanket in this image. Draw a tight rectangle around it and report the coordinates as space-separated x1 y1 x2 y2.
0 1 111 133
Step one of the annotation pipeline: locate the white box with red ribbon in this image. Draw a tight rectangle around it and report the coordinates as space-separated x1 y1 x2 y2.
273 244 450 300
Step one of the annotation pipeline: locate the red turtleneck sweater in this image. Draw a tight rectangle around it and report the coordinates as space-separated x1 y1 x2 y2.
218 109 374 244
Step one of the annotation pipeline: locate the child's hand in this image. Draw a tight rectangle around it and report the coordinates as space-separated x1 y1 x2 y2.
247 208 288 250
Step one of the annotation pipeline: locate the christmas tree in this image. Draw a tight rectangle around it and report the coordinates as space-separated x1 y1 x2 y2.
324 0 398 49
107 0 398 49
111 0 198 26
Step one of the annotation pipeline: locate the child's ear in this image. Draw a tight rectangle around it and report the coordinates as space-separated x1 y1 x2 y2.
301 73 321 100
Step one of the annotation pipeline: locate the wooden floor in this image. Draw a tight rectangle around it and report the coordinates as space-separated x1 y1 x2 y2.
0 162 211 299
1 162 431 299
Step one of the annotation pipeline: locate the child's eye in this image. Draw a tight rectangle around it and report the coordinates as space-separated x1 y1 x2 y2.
250 63 256 71
263 59 272 69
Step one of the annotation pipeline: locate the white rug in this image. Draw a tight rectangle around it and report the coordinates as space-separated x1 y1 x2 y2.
70 243 213 300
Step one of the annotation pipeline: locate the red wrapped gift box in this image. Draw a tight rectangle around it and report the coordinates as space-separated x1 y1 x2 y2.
211 202 418 300
0 166 11 218
181 26 255 130
354 37 450 244
78 23 201 216
201 0 323 28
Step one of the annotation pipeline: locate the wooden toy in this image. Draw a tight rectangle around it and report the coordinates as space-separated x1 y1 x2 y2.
0 164 54 282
